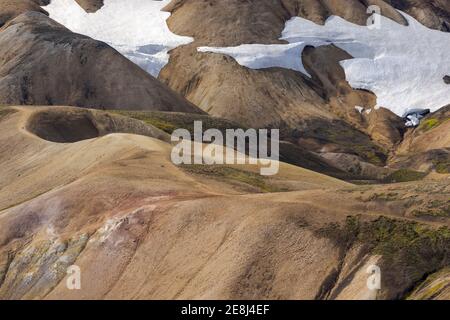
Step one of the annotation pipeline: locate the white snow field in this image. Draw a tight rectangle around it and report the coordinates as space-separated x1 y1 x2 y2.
43 0 193 76
199 12 450 116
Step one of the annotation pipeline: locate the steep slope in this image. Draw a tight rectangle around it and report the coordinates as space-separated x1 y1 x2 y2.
0 0 448 301
0 106 448 300
30 0 448 179
0 0 48 27
158 0 450 178
391 106 450 173
199 11 450 116
109 109 354 180
387 0 450 31
159 1 403 164
408 268 450 300
0 106 348 211
160 0 412 122
43 0 194 77
396 106 450 155
0 11 201 113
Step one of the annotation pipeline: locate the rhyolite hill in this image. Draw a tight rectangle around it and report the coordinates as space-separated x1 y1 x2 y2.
0 0 448 300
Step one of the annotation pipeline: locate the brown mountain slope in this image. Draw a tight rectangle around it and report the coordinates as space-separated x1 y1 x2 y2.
3 0 443 180
0 106 448 300
0 1 448 301
408 268 450 300
396 106 450 155
390 106 450 173
0 106 347 211
159 0 450 178
0 0 48 27
160 0 440 129
159 1 406 151
387 0 450 31
0 11 202 113
284 0 450 30
107 109 359 180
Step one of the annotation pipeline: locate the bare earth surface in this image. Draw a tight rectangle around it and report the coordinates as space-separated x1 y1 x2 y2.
0 0 449 300
0 106 448 300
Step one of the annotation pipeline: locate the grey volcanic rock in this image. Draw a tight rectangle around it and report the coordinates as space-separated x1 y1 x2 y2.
0 12 202 113
444 75 450 84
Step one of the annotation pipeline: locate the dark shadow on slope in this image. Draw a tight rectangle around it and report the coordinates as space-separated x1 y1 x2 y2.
27 109 99 143
26 107 170 143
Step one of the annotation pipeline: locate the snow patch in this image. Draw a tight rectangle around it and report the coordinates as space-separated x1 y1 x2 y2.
199 12 450 116
402 108 430 127
43 0 193 76
198 42 318 77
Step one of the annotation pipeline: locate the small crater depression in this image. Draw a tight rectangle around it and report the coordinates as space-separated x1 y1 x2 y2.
27 109 99 143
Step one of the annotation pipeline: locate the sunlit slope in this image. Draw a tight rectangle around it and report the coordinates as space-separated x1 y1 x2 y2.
0 106 448 300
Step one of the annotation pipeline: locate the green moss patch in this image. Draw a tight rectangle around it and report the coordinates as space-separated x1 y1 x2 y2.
412 200 450 218
179 164 283 193
407 267 450 300
419 117 449 132
419 118 439 131
109 110 243 135
293 119 388 166
433 159 450 174
318 216 450 299
383 169 427 183
361 192 400 202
